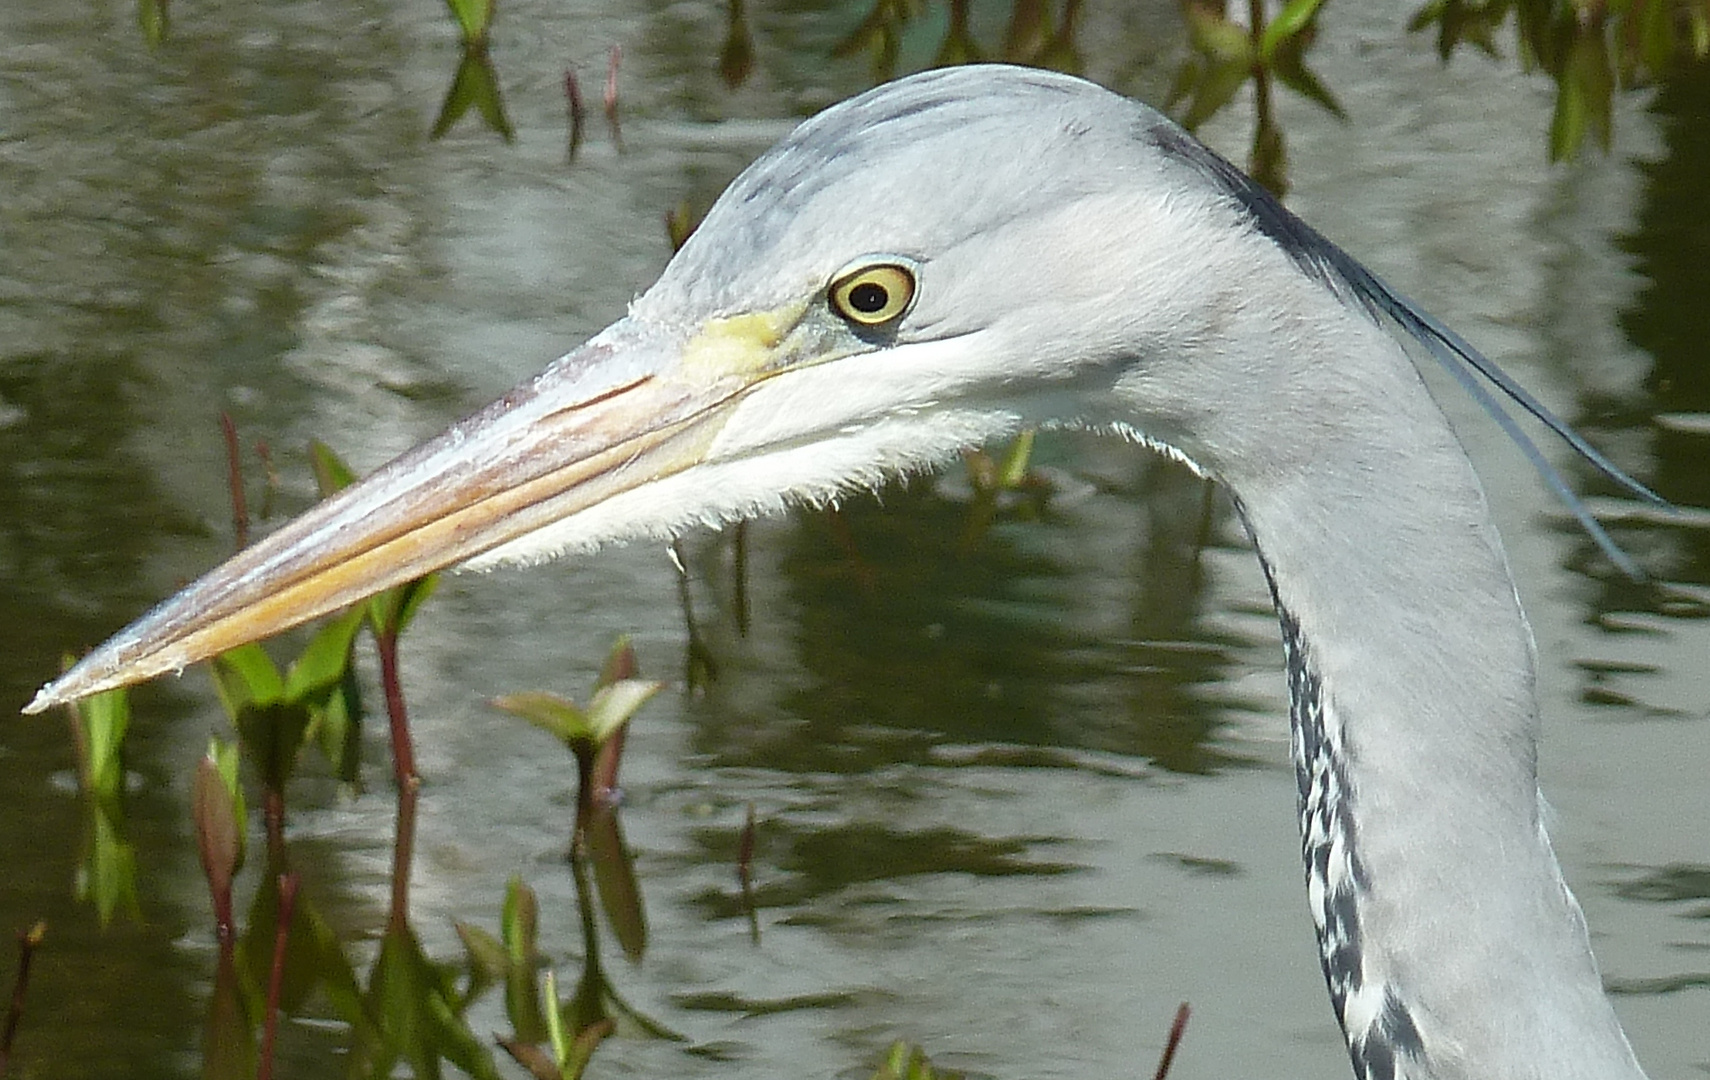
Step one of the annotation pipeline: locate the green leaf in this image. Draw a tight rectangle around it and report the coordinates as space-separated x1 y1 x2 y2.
454 921 507 1001
431 45 515 143
1184 4 1254 63
283 606 364 703
492 691 587 744
1259 0 1328 61
79 798 141 926
542 969 571 1068
501 877 548 1043
997 429 1035 490
1272 51 1348 119
307 439 358 498
583 680 663 745
238 874 363 1024
355 922 498 1080
233 702 313 793
74 680 131 800
443 0 493 43
136 0 168 48
585 809 647 963
211 643 284 717
311 659 364 785
1180 56 1252 130
369 573 440 638
1550 27 1613 160
203 948 256 1080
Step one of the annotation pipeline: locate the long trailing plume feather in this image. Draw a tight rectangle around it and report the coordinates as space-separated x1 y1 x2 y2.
1154 123 1666 579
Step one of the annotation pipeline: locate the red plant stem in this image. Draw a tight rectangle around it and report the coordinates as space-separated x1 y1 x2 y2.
256 874 299 1080
737 803 755 889
0 922 45 1076
1152 1002 1191 1080
220 413 250 550
254 438 278 520
264 785 287 872
733 521 750 635
603 44 623 148
375 625 419 926
564 68 585 159
211 873 235 948
376 628 417 789
390 776 420 929
0 922 44 1073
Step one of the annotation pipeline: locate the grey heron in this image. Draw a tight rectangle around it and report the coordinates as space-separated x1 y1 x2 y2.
28 65 1659 1080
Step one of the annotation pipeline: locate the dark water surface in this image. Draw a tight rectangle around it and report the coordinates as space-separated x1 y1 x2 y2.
1 1 1706 1077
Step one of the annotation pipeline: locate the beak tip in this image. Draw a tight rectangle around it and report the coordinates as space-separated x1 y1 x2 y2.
21 683 62 716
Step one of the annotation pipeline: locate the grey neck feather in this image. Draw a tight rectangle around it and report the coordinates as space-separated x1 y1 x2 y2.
1190 268 1647 1080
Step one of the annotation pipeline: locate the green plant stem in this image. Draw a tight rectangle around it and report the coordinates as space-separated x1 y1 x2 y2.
1248 0 1274 150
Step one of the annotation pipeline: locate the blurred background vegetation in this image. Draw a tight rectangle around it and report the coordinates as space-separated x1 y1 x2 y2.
2 1 1707 1079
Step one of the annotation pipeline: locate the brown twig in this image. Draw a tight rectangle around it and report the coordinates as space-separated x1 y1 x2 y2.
732 522 750 636
564 69 586 161
737 803 759 945
263 784 288 877
1152 1002 1191 1080
254 437 279 521
256 874 299 1080
603 45 623 151
220 413 250 550
0 922 46 1077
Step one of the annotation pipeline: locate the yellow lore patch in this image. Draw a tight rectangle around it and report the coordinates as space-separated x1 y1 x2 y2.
680 308 798 377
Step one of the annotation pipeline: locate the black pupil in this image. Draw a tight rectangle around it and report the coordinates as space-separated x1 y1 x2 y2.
848 281 890 314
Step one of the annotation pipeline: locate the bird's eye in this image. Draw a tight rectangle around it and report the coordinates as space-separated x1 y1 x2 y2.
829 264 915 327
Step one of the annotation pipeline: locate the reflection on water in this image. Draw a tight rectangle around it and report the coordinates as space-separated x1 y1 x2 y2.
1 0 1707 1078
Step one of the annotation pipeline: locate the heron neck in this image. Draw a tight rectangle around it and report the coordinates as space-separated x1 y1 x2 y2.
1219 334 1645 1080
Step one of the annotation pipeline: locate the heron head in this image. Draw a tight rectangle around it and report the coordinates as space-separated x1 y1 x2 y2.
29 64 1254 712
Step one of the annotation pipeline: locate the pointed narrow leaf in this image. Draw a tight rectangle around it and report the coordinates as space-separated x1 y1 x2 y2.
456 922 509 985
1260 0 1328 60
284 606 365 702
211 643 285 717
1180 57 1251 130
81 800 141 926
1183 6 1253 63
307 439 358 498
502 877 548 1042
203 949 257 1080
585 810 647 962
492 692 587 743
1273 52 1348 119
595 637 636 690
583 680 663 744
74 680 131 799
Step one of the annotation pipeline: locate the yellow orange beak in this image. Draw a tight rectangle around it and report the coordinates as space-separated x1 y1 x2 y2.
25 315 785 714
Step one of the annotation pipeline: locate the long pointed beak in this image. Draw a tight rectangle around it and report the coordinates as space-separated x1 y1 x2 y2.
25 319 765 714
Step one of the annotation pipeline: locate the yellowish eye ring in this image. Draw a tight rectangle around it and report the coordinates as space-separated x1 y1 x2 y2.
829 264 916 327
